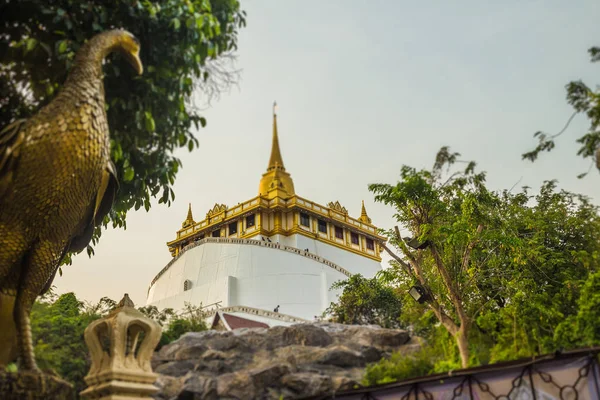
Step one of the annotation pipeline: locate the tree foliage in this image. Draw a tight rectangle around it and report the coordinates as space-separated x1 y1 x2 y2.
363 346 433 386
30 292 97 393
324 274 403 329
523 46 600 176
368 147 600 369
152 302 209 349
0 0 246 258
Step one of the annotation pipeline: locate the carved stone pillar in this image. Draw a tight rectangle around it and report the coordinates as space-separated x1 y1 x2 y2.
80 294 161 400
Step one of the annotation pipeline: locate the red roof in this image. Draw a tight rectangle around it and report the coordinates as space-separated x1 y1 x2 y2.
216 312 269 330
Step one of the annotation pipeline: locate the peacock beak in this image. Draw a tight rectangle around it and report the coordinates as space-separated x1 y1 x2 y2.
125 50 143 75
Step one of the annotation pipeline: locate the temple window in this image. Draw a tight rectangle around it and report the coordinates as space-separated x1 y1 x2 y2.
246 214 255 228
366 238 375 250
229 221 238 235
212 230 220 238
300 212 310 227
334 226 343 239
184 280 192 291
318 219 327 233
351 232 359 245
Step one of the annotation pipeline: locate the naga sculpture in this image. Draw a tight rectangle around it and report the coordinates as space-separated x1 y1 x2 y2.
0 29 143 371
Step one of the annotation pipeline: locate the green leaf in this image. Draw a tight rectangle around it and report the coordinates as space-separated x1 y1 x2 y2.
123 166 135 182
144 111 156 132
58 40 68 53
171 18 181 30
25 38 38 53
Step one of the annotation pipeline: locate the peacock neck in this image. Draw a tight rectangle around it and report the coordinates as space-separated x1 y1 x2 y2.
60 49 113 107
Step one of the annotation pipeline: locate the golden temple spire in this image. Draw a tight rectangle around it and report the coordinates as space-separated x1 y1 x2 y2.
359 200 372 224
182 203 195 228
267 101 285 171
259 102 295 198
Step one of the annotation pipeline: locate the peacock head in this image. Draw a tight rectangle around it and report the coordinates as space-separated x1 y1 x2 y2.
116 30 144 75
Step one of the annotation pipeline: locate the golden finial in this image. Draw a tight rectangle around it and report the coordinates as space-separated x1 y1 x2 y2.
268 101 284 170
186 203 193 220
259 102 295 198
359 200 372 224
182 203 195 228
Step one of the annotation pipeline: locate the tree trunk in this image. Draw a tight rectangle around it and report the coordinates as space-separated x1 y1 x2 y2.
456 326 469 368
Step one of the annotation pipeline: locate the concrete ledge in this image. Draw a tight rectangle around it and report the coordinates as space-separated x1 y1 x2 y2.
206 305 309 324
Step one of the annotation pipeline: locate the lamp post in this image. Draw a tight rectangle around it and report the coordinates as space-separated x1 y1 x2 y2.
408 285 428 304
403 237 430 250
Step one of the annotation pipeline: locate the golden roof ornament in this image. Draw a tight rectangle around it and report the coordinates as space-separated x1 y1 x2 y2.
328 201 348 215
182 203 195 228
359 200 372 224
0 29 143 371
206 203 228 219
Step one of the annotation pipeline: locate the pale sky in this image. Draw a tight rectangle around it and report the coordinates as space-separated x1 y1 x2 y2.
54 0 600 307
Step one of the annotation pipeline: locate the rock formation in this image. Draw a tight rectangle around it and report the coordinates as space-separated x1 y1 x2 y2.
152 322 419 399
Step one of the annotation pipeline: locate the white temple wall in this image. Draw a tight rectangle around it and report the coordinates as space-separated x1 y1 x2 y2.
294 235 381 278
146 241 350 320
243 233 380 277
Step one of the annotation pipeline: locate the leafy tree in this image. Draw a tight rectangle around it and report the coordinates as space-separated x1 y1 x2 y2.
370 147 502 367
137 304 176 327
155 302 208 349
554 270 600 349
0 0 247 258
30 292 100 393
369 147 600 368
324 274 403 329
574 270 600 346
523 46 600 176
476 182 600 362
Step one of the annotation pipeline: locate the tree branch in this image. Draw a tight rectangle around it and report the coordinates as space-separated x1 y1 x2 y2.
383 235 460 336
381 243 413 277
462 224 484 272
430 245 470 328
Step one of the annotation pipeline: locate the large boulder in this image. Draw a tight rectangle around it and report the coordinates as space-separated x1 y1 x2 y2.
153 322 416 400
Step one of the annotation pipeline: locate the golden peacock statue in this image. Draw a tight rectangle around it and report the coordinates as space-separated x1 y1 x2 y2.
0 29 143 371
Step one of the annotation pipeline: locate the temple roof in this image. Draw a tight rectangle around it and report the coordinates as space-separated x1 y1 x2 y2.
211 312 270 330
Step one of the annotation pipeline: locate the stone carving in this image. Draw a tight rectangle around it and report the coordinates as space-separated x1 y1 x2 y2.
80 294 161 400
206 203 228 218
152 322 419 399
327 201 348 215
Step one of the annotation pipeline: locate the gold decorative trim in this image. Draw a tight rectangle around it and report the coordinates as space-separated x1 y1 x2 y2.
206 203 228 219
327 201 348 215
169 194 386 263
